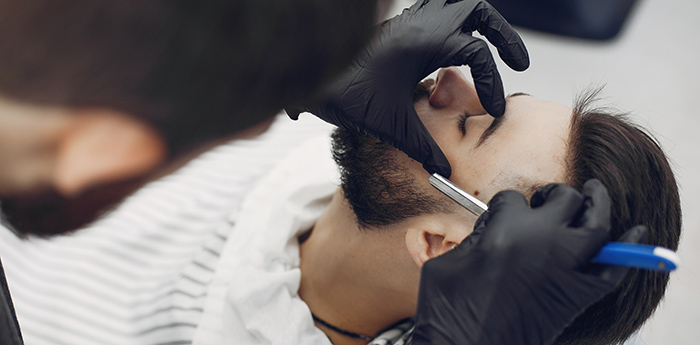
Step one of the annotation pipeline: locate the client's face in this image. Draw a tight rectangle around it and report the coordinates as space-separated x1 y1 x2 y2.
415 67 572 206
333 67 572 229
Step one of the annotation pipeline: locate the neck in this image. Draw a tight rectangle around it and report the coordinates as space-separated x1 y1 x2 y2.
299 190 417 345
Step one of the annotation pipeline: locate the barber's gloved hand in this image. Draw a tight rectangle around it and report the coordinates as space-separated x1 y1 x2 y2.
286 0 528 177
411 179 648 345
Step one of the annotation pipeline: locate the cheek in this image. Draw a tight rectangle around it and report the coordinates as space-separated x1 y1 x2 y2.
447 150 501 197
415 108 467 155
400 152 431 177
444 213 478 247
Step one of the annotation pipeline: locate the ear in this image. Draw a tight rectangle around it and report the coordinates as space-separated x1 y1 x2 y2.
404 214 473 268
52 109 167 196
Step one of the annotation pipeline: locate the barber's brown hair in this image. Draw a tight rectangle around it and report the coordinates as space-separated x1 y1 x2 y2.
0 0 379 237
0 0 378 158
555 88 681 345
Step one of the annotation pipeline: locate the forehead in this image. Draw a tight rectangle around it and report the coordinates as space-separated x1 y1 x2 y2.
498 95 572 180
501 94 572 144
455 95 573 200
507 94 572 119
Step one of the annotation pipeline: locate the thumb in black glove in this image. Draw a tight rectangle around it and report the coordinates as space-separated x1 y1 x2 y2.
287 0 528 178
411 179 648 345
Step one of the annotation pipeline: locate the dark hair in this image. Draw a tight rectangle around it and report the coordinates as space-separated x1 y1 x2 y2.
331 127 453 228
0 0 378 158
555 88 682 345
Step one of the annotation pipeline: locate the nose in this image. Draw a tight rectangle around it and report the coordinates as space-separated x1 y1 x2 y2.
429 67 487 115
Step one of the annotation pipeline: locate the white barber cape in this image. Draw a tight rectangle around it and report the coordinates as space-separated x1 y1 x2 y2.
193 135 338 344
0 113 412 345
0 115 338 345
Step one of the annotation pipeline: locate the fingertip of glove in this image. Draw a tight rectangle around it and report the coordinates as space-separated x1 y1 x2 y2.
425 160 452 179
421 146 452 178
484 101 505 118
284 108 301 120
581 178 610 208
507 51 530 72
530 183 560 208
488 189 527 211
512 58 530 72
582 179 605 192
481 87 505 118
618 225 649 244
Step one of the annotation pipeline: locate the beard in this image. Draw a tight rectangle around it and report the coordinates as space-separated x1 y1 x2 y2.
0 175 147 238
331 127 452 228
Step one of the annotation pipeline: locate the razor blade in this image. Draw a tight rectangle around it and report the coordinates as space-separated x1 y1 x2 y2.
429 173 487 217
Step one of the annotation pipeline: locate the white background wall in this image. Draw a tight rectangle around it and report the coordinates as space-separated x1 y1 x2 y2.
387 1 700 344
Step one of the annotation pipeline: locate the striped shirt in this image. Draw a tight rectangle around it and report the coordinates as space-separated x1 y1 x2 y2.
0 114 336 345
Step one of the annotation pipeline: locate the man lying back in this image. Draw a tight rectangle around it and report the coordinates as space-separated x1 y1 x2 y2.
279 67 679 345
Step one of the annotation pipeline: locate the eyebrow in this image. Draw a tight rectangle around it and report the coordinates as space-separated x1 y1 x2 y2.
476 92 529 147
507 92 530 98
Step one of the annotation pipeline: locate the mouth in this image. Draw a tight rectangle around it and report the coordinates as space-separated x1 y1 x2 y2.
412 78 435 104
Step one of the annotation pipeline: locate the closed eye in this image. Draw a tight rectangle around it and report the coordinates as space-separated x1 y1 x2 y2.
475 92 528 147
459 112 469 135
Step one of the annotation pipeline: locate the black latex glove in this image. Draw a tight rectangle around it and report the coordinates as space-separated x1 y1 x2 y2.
286 0 529 177
411 179 649 345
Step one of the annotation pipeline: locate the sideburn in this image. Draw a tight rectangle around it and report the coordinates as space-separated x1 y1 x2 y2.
331 128 452 228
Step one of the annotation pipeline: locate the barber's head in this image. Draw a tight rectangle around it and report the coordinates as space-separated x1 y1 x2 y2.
0 0 380 236
331 67 680 345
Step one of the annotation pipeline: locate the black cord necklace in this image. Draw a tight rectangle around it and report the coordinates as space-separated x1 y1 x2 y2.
312 313 373 341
